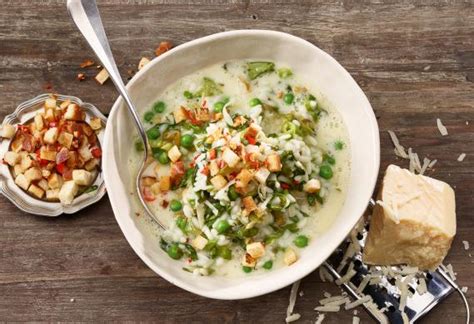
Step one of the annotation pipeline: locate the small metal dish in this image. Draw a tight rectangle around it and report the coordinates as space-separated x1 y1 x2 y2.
0 93 107 216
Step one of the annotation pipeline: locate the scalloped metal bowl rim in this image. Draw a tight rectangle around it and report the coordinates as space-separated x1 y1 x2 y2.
0 93 107 216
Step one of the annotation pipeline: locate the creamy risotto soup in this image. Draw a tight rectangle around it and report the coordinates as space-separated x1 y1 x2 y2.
129 61 350 276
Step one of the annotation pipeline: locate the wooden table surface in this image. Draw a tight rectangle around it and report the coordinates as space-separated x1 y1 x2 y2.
1 1 473 322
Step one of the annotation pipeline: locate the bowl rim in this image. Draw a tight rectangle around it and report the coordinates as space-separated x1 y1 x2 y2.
103 29 380 299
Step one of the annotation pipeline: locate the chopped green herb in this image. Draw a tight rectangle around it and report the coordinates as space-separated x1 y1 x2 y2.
247 61 275 80
278 68 293 79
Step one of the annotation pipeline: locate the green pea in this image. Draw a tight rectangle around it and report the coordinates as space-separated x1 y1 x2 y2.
263 260 273 270
228 185 239 201
319 165 333 179
158 151 169 165
213 101 225 113
144 111 154 122
215 219 230 234
180 134 195 149
284 93 294 105
242 266 252 273
170 199 183 212
153 101 166 113
146 127 160 140
323 153 336 165
167 243 183 260
218 246 232 260
249 98 262 107
335 140 345 150
183 91 193 99
294 235 309 248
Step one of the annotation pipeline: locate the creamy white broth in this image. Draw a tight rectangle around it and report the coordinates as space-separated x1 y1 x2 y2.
128 60 351 277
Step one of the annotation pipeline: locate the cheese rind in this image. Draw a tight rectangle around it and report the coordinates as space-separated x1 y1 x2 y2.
363 164 456 270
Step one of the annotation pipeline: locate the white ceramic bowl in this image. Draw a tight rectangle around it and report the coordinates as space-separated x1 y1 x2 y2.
103 30 380 299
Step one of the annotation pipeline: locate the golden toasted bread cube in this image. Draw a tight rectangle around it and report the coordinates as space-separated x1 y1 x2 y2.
266 153 282 172
44 108 56 122
242 196 257 214
241 253 256 267
150 182 161 195
173 106 187 124
209 160 219 176
222 148 240 168
3 151 20 166
58 132 74 149
159 176 171 192
47 173 63 190
24 167 43 182
89 117 102 131
43 127 59 144
191 235 208 250
210 175 227 190
39 147 56 162
37 179 49 192
138 57 150 70
28 184 45 199
46 189 60 200
167 145 182 163
303 179 321 193
64 103 85 121
94 68 109 85
284 248 298 266
1 124 16 139
60 99 71 110
84 158 99 171
58 180 79 204
141 177 156 186
20 154 34 171
236 169 253 190
13 164 23 178
72 169 93 186
34 114 44 131
44 98 57 110
78 146 93 162
41 169 51 178
246 242 265 259
15 174 30 190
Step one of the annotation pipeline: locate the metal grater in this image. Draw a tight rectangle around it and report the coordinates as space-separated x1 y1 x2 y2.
322 218 469 323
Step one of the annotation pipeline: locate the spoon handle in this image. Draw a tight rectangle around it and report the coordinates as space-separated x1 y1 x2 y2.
67 0 148 150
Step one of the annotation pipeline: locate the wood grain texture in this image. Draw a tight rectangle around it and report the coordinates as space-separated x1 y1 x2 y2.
0 0 473 322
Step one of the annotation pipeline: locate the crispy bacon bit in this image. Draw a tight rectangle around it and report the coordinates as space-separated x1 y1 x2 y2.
76 73 86 81
91 147 102 158
170 161 185 184
155 41 173 56
209 149 217 160
80 59 95 68
62 168 73 181
200 166 210 176
21 135 34 152
161 200 169 208
56 147 69 164
280 183 290 190
143 187 155 202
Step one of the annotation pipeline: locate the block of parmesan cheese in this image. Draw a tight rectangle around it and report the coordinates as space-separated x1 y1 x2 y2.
363 164 456 270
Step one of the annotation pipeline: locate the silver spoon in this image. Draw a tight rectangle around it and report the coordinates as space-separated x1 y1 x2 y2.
67 0 165 228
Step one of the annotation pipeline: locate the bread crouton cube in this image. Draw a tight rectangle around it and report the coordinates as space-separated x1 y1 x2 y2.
58 180 79 204
159 176 171 191
173 106 187 124
209 160 219 176
94 68 109 85
24 167 43 182
58 132 74 149
191 235 208 250
89 117 102 130
64 103 85 121
284 248 298 266
43 127 59 144
41 169 51 178
138 57 150 70
266 153 282 172
44 108 56 122
3 151 20 166
78 146 93 162
34 114 44 131
84 158 99 171
303 179 321 193
39 147 56 162
241 253 256 267
167 145 182 163
28 184 45 199
37 179 49 191
141 177 156 186
60 99 71 109
222 148 240 168
44 98 57 110
236 169 253 190
242 196 257 214
150 182 162 195
15 174 30 190
20 154 34 171
246 242 265 259
210 175 227 190
254 168 270 184
46 189 60 200
47 173 63 189
1 124 16 139
13 164 23 177
72 169 94 186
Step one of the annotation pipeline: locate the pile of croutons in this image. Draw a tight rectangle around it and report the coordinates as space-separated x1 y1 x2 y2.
1 96 102 204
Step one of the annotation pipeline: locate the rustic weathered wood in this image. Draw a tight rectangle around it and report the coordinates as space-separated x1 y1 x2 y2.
0 0 473 322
